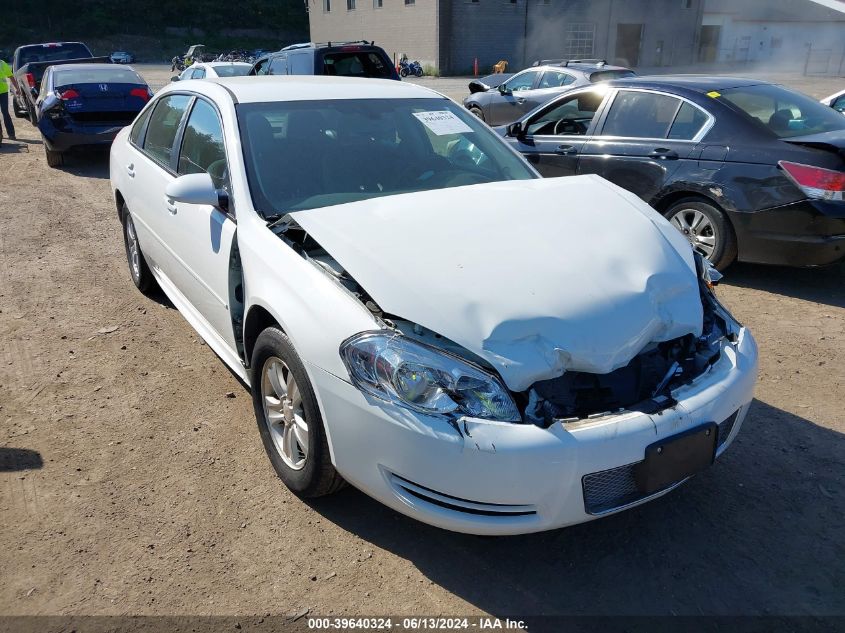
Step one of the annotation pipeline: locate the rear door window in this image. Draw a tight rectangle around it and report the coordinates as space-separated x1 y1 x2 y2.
268 57 288 75
191 68 206 79
288 53 311 74
142 94 192 168
833 95 845 114
600 91 682 139
538 70 575 89
667 102 710 140
177 99 229 189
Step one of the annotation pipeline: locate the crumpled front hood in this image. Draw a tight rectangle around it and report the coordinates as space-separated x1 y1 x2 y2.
290 175 703 392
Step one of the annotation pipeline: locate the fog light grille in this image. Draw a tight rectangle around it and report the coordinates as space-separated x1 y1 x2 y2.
582 409 740 515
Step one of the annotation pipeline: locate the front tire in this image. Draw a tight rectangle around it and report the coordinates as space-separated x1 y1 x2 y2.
468 105 485 122
664 198 737 271
12 96 26 118
251 327 344 498
121 205 158 295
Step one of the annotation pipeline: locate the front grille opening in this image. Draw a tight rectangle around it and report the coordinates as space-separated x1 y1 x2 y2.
522 283 732 428
582 409 739 515
390 474 536 517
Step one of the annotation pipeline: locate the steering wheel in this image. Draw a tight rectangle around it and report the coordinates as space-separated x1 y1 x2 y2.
553 118 584 136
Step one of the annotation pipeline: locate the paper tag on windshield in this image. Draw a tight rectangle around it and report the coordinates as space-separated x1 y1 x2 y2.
412 111 474 135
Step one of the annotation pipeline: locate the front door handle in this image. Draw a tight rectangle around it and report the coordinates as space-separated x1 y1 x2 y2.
166 197 177 215
649 148 679 160
554 145 577 156
516 98 525 105
126 163 135 178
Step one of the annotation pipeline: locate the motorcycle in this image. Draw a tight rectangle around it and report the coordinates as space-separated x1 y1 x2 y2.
399 59 424 77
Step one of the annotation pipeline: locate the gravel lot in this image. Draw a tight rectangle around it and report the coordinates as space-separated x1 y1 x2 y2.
1 67 844 619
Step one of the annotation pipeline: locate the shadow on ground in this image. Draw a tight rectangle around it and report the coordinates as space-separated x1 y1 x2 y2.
59 148 110 180
724 262 845 309
309 400 845 616
0 447 43 472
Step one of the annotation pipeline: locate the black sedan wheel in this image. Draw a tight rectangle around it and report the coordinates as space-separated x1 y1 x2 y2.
665 198 737 270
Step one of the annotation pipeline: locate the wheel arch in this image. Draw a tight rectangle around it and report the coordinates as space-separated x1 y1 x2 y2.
243 302 287 368
115 189 126 222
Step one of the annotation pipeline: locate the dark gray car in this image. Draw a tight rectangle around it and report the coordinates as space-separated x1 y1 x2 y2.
463 60 635 126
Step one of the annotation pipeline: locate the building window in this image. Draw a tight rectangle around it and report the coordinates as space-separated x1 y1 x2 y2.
324 0 331 11
563 23 595 58
405 0 415 5
685 0 693 7
347 0 355 9
374 0 383 7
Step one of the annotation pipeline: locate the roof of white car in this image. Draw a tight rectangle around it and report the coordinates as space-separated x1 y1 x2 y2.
196 76 443 103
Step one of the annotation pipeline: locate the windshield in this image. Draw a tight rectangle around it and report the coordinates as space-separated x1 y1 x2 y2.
213 64 251 77
238 97 536 216
721 83 845 138
54 67 143 86
19 43 91 65
321 51 394 78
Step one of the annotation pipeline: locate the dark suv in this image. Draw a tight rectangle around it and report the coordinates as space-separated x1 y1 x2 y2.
249 41 399 80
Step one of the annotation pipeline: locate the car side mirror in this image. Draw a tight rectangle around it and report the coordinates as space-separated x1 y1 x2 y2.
498 84 512 96
171 75 180 82
507 121 524 137
165 173 228 211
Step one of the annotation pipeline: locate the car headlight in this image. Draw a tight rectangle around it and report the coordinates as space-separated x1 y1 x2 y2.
340 331 521 422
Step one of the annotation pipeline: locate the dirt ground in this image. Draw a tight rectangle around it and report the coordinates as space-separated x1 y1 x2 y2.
1 67 844 619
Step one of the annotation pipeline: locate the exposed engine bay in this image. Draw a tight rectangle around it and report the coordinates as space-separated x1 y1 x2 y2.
275 216 737 429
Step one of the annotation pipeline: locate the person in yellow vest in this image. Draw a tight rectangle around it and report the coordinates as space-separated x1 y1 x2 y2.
0 57 16 140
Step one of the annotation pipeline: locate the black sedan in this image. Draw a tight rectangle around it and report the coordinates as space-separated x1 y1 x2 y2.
36 63 152 167
500 76 845 269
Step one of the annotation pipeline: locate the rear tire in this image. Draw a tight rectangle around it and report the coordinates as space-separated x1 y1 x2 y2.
121 205 158 295
12 96 26 118
44 146 64 168
663 198 737 271
251 327 344 498
469 106 485 122
28 105 38 125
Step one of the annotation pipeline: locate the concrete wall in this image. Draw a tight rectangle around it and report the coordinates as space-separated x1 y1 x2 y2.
308 0 703 75
307 0 440 68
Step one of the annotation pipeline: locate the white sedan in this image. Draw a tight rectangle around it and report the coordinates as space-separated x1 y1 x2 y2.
109 76 758 535
172 61 253 81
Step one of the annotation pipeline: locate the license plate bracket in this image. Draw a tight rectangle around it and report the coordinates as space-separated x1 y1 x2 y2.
634 422 718 494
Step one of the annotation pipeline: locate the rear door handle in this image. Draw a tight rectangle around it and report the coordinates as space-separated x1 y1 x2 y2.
126 163 135 178
649 148 679 160
166 197 177 215
554 145 577 156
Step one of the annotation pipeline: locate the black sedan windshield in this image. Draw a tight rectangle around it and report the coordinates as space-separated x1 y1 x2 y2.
238 97 536 216
721 84 845 139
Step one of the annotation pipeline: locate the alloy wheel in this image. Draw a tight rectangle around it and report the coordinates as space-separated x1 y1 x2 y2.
261 357 309 470
125 215 141 283
669 208 718 259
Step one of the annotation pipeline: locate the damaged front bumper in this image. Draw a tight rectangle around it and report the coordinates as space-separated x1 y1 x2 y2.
313 327 758 535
